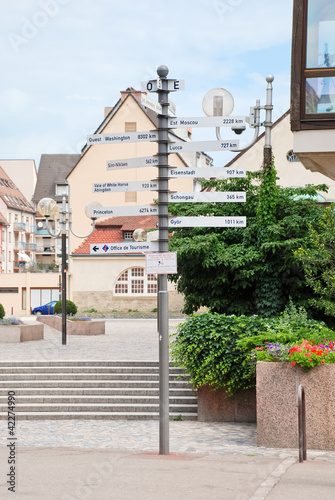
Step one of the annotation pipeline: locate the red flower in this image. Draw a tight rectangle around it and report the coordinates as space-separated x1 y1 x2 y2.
291 361 296 366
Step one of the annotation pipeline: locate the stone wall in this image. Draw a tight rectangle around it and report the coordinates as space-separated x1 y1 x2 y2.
257 361 335 451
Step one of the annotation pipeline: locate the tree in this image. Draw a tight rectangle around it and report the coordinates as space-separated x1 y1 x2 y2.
295 204 335 325
168 162 328 317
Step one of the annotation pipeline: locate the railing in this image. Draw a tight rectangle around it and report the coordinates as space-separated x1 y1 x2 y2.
298 384 307 463
14 241 26 250
35 245 56 254
13 222 26 231
26 243 37 251
25 224 37 233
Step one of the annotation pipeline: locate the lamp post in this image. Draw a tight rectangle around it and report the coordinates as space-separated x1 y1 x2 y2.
37 196 101 345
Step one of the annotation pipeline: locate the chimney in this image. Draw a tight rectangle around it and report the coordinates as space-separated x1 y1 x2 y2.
120 87 142 102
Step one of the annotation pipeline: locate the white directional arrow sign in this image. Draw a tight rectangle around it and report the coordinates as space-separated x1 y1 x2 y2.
168 116 246 128
168 192 246 203
169 217 247 228
91 205 158 218
168 140 239 153
93 181 158 193
90 242 159 255
87 131 158 145
168 167 246 178
107 156 159 170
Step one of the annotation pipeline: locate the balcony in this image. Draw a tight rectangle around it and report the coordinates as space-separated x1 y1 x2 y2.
14 241 25 251
13 222 26 232
26 243 37 251
35 245 55 254
25 224 37 234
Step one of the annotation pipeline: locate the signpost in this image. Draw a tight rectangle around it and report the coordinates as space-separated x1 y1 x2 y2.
87 131 158 145
168 192 246 203
93 180 158 193
107 156 159 170
91 205 158 218
168 140 239 153
168 167 246 178
90 242 158 254
141 79 185 93
141 95 176 115
168 116 246 128
169 216 247 228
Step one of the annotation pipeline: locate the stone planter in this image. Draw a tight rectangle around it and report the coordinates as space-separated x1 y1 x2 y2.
256 361 335 451
197 385 256 422
37 315 105 335
0 323 44 343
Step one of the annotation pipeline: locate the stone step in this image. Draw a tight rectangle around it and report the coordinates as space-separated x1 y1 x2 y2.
0 380 192 389
0 388 195 397
0 403 198 413
0 395 197 404
0 366 185 374
0 411 197 421
0 373 189 381
0 361 174 367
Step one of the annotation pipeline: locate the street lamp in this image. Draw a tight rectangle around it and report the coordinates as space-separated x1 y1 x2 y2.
37 195 101 345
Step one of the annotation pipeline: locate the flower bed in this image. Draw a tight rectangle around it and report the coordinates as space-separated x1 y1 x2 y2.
37 315 105 335
257 361 335 450
0 321 44 343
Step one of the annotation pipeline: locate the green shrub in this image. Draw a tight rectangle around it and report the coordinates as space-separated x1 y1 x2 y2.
0 303 5 319
54 300 78 316
171 310 335 396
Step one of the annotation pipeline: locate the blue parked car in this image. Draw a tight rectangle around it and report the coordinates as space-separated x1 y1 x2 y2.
32 300 58 315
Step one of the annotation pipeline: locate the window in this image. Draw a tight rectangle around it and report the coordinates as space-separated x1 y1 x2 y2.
291 0 335 129
115 267 157 295
286 150 300 162
125 122 137 132
123 231 134 240
9 251 11 262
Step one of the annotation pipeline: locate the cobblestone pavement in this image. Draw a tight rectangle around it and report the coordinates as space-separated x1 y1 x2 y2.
1 317 335 462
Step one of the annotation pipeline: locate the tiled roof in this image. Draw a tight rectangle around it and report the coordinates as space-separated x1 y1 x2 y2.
0 212 9 226
32 154 81 202
73 215 158 255
0 166 35 213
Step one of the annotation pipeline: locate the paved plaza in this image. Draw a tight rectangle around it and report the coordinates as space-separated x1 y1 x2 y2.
1 317 335 499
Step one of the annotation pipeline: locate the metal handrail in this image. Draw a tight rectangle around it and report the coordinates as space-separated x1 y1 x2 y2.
298 384 307 462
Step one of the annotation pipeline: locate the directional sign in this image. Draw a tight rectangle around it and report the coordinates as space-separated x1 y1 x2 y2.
93 181 158 193
141 79 185 93
169 217 246 228
146 252 177 274
168 192 246 203
91 205 158 218
141 95 177 115
168 167 246 178
87 131 158 145
90 242 159 255
107 156 159 170
168 140 239 153
168 116 246 128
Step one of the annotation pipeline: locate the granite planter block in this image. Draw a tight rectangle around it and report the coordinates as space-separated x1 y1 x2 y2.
197 385 256 422
256 361 335 451
0 324 44 343
37 315 105 335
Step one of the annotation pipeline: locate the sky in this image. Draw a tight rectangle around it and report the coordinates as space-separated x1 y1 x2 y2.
0 0 294 169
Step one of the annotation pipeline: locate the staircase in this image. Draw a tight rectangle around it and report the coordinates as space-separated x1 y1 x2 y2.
0 361 197 420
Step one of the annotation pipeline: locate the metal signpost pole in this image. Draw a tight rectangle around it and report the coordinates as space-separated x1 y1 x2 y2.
157 65 170 455
263 75 274 168
61 231 67 345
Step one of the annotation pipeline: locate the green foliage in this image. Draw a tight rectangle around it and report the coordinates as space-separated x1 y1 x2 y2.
54 300 78 316
169 163 328 317
171 309 334 394
295 205 335 325
0 303 5 319
170 313 270 395
83 308 97 313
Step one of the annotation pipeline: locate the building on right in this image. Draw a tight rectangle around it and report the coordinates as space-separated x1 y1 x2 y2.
291 0 335 179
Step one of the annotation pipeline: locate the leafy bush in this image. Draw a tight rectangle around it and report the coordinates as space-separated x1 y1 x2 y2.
0 303 5 319
53 300 78 316
0 317 23 325
171 307 335 395
170 313 270 395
